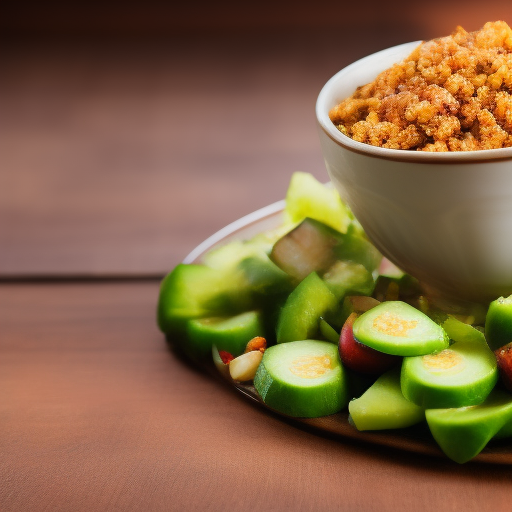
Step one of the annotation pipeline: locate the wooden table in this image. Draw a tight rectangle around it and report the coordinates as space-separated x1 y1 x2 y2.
3 17 512 511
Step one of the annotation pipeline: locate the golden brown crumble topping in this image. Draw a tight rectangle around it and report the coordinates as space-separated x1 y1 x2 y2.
329 21 512 151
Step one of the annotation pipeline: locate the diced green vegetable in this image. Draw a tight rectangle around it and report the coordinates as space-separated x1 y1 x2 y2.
270 218 341 281
284 172 351 233
426 389 512 463
322 260 375 300
401 340 498 409
440 315 486 344
319 317 340 344
352 301 449 356
237 253 294 297
276 272 338 344
270 217 381 283
349 367 424 431
186 310 264 359
202 240 266 271
157 264 246 335
485 295 512 351
333 233 382 275
254 340 348 417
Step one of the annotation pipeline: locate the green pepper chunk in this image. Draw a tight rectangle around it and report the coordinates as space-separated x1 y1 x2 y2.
485 295 512 351
276 272 338 344
426 389 512 463
349 367 424 431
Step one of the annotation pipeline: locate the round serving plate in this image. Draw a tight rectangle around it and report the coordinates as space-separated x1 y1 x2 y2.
182 200 512 464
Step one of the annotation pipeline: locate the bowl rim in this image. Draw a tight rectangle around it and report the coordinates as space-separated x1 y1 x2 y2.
316 41 512 164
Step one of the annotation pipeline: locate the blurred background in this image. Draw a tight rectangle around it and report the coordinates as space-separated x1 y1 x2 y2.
1 0 511 277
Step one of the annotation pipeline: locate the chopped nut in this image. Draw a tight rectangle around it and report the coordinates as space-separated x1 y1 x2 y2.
244 336 267 354
229 351 264 381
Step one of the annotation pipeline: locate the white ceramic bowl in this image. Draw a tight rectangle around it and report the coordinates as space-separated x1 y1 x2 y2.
316 41 512 302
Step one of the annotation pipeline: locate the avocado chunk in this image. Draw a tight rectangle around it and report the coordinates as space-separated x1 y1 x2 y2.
276 272 338 344
485 295 512 351
349 367 424 431
401 340 498 409
186 311 265 359
352 301 449 356
254 340 348 417
426 389 512 463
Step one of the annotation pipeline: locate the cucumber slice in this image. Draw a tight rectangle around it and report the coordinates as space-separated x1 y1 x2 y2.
352 301 449 356
276 272 338 344
186 311 265 359
322 260 375 300
204 238 293 301
284 172 351 233
426 389 512 463
485 295 512 351
349 367 424 431
401 340 498 409
254 340 348 417
158 264 237 335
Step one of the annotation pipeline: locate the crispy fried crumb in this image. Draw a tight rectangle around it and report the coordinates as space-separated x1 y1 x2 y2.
329 21 512 151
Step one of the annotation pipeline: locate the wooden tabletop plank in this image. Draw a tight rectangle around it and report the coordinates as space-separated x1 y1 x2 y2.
2 281 512 512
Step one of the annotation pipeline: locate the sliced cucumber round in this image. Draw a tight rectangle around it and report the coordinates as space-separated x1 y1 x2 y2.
254 340 348 418
352 301 449 356
401 340 498 409
186 310 264 358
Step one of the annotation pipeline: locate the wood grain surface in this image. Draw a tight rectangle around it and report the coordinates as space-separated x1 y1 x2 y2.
3 282 512 512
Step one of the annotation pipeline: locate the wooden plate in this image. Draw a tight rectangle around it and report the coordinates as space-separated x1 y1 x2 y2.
182 200 512 464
